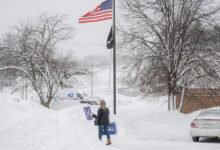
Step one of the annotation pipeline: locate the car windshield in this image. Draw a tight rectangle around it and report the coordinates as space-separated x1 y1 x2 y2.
199 111 220 117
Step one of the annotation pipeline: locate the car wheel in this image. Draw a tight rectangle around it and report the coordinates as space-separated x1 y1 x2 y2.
192 137 199 142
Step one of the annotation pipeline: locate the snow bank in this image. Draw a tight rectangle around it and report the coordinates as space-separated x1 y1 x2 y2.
0 97 119 150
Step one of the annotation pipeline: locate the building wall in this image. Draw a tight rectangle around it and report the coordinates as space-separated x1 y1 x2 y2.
176 89 220 114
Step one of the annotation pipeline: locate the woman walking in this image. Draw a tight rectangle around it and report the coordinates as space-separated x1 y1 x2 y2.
91 100 111 145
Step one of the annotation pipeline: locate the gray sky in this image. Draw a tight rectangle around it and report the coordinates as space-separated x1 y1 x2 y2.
0 0 113 58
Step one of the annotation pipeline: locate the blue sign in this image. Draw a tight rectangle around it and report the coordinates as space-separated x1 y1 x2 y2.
84 106 93 120
101 122 117 135
68 93 74 98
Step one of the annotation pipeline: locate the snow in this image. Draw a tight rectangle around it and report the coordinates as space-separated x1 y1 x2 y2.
0 67 220 150
0 99 117 150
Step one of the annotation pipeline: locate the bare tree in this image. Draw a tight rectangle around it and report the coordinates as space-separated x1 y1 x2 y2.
0 13 86 108
0 36 20 88
178 24 220 111
120 0 220 110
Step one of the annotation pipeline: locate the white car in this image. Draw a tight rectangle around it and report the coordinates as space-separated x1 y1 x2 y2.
190 109 220 142
80 96 101 105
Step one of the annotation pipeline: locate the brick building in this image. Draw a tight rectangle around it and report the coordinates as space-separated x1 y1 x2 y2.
175 89 220 114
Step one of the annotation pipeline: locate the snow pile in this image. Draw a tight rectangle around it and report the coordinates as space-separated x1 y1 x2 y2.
0 98 119 150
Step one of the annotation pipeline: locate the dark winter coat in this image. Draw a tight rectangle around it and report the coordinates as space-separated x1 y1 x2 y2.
93 108 110 125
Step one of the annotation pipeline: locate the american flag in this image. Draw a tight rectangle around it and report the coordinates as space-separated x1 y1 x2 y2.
79 0 112 23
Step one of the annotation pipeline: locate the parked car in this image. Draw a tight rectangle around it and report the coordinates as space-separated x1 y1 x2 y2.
53 91 85 102
80 100 98 105
190 109 220 142
80 96 101 105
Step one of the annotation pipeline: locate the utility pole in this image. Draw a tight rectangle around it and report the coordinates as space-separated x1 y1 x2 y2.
21 75 25 100
108 51 112 95
91 65 94 97
25 77 28 100
113 0 117 115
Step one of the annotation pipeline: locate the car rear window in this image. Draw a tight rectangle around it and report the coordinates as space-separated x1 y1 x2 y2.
199 111 220 117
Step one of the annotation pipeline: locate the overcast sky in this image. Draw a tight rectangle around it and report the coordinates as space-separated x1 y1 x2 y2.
0 0 113 58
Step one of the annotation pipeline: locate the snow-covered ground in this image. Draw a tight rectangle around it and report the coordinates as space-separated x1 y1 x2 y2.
0 67 219 150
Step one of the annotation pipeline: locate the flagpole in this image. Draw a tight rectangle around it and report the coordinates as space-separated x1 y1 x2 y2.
112 0 116 115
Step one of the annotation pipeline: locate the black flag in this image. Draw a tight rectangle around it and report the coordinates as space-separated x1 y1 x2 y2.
107 27 114 49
